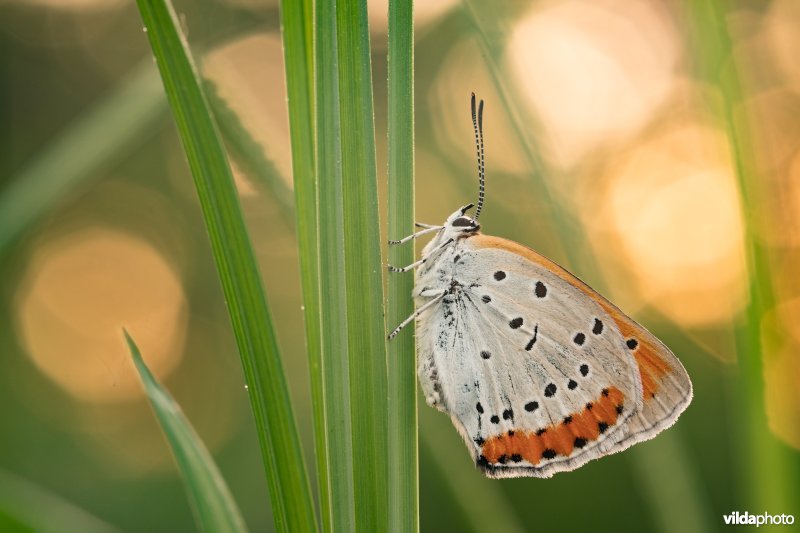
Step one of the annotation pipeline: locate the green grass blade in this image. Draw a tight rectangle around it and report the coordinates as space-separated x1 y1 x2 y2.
124 331 248 533
336 0 389 529
278 0 330 529
0 470 121 533
205 78 295 222
682 0 799 514
134 2 317 531
419 414 526 533
315 0 355 529
0 61 165 253
387 0 417 531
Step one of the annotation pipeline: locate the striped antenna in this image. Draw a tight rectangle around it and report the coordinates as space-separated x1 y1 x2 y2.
471 93 486 219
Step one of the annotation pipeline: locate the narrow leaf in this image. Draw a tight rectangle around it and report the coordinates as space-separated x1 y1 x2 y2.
314 0 356 528
0 61 165 253
336 0 389 529
0 470 121 533
278 0 331 528
134 1 317 531
387 0 418 531
124 331 247 533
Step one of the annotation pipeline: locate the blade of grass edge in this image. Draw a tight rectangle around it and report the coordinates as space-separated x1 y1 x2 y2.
336 0 389 529
315 0 356 529
277 0 331 530
134 2 317 531
124 331 248 533
205 78 295 223
387 0 417 531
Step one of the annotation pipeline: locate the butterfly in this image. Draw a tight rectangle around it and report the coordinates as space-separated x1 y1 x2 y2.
387 93 693 478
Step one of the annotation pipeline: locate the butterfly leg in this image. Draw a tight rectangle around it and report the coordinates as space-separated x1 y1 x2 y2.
387 288 446 340
388 225 443 245
388 238 454 273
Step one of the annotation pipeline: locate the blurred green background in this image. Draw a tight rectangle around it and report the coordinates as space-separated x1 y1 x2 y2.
1 0 799 531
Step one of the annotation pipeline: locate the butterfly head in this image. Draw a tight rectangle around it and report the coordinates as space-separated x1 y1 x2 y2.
441 203 481 240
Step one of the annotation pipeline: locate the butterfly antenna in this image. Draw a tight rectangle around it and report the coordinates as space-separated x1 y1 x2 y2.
471 93 486 219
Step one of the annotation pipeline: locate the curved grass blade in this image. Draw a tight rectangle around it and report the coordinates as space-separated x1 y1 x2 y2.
387 0 417 531
336 0 389 529
134 2 317 531
0 470 121 533
124 331 247 533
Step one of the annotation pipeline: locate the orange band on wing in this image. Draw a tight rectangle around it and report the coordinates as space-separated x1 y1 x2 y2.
480 387 624 466
470 235 670 397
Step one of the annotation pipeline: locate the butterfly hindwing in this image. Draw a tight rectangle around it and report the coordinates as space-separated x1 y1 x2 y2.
466 235 693 463
415 234 646 478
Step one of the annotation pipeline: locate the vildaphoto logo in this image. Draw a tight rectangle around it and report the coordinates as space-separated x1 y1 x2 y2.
723 512 795 527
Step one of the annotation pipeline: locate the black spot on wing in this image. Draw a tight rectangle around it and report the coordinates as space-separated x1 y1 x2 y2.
534 281 547 298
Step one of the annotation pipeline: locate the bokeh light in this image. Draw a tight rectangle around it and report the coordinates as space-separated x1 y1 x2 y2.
14 227 188 403
761 297 800 450
431 38 528 175
203 32 294 192
767 0 800 95
597 121 747 327
509 0 680 168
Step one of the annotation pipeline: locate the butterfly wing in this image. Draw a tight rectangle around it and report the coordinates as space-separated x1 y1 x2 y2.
454 234 692 476
415 234 650 478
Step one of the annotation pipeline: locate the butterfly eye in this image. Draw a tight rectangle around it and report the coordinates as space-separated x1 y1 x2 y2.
451 217 480 232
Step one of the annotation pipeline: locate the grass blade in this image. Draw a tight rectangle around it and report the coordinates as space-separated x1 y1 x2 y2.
205 79 295 222
124 331 248 533
0 61 165 253
682 0 799 514
387 0 417 531
0 470 121 533
135 2 317 531
336 0 389 529
419 414 526 533
277 0 331 529
314 0 356 529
